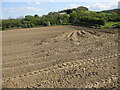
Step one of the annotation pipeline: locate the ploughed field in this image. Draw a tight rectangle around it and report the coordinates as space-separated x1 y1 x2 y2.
2 26 119 88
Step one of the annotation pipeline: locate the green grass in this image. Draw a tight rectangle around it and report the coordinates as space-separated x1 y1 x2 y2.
103 13 112 15
100 22 120 29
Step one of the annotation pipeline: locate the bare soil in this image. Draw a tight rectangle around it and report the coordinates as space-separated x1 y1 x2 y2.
2 25 119 88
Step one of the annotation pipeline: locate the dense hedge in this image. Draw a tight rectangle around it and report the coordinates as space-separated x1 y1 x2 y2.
2 7 119 30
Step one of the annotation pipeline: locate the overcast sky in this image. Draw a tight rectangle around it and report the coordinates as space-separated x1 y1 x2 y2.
1 0 119 19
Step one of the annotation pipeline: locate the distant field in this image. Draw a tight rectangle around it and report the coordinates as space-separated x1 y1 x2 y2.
2 25 118 88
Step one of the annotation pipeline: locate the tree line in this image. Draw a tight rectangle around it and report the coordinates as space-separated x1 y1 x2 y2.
2 6 120 30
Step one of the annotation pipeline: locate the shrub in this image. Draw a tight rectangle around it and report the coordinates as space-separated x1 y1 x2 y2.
31 23 35 27
24 24 28 28
28 24 31 28
79 17 106 26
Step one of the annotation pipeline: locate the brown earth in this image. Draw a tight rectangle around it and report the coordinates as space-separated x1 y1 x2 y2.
2 25 119 88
